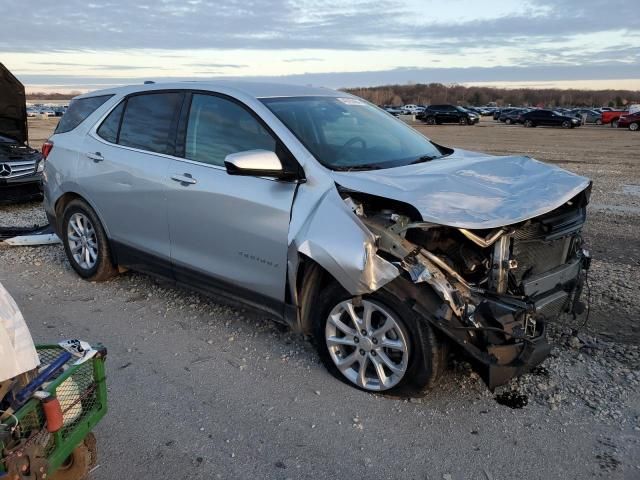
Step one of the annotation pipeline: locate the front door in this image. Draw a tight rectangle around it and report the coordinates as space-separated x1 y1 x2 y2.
166 92 297 316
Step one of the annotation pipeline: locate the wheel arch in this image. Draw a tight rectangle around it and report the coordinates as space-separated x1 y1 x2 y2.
54 192 118 265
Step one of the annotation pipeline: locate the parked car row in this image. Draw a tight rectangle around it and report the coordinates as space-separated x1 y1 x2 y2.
26 105 68 118
490 104 639 130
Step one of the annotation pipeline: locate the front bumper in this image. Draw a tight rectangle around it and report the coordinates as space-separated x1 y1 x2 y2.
0 173 43 203
429 251 590 390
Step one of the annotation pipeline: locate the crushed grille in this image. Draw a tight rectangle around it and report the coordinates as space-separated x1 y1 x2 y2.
511 236 572 283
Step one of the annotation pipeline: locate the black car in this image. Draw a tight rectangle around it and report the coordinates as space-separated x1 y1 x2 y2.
0 63 44 203
418 105 479 125
494 107 519 121
521 109 581 128
499 108 528 124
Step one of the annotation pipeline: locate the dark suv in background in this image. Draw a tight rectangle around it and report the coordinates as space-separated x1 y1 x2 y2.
417 105 479 125
0 63 44 203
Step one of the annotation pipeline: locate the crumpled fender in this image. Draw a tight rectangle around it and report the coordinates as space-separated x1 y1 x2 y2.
287 184 399 301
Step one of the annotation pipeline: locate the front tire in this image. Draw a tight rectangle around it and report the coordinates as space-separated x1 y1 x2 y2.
629 122 639 131
562 120 571 128
524 120 534 128
312 281 447 396
595 119 603 125
612 120 619 128
61 199 117 282
425 116 436 125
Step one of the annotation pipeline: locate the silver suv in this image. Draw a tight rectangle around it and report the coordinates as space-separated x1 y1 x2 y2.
43 82 591 395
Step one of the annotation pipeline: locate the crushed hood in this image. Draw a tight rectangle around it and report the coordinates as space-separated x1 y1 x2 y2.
331 149 591 229
0 63 28 144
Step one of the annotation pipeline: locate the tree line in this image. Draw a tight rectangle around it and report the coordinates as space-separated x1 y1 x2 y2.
343 83 640 108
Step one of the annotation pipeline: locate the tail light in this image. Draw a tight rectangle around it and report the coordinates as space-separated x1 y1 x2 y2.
41 140 54 159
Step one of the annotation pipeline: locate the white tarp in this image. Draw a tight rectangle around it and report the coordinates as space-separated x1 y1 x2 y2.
0 282 39 382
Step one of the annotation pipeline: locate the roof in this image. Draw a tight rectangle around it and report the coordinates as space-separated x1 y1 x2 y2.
74 80 343 101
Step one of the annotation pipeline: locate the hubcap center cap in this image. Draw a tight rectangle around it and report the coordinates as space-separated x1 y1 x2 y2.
359 337 374 352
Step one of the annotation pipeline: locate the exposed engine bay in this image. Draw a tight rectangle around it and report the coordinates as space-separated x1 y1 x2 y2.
341 185 592 389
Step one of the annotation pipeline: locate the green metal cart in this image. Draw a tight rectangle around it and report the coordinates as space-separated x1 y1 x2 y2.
1 344 107 480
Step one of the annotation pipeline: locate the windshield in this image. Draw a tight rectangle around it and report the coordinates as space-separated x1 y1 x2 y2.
261 96 446 170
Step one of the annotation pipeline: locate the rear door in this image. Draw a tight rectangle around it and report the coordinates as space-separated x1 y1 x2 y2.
165 92 298 315
82 91 184 275
549 112 563 126
537 111 551 126
442 105 458 123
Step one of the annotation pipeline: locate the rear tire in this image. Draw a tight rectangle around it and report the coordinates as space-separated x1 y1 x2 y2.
61 199 117 282
524 120 534 128
425 116 436 125
612 120 619 128
312 280 447 397
595 119 603 125
629 122 639 131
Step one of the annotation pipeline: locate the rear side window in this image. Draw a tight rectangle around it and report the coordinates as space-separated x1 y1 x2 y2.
184 94 276 167
96 101 124 143
118 93 183 155
54 95 113 134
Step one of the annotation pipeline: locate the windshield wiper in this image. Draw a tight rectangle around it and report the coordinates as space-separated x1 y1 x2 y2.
333 164 383 172
410 152 451 165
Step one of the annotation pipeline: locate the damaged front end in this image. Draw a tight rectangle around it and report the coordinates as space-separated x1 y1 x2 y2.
342 186 591 390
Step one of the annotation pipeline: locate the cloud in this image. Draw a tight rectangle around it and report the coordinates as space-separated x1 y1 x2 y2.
3 0 639 91
1 0 637 54
16 63 640 90
283 58 324 63
187 63 248 68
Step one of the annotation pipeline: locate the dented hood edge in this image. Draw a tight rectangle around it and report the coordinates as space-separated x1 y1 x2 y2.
331 149 591 230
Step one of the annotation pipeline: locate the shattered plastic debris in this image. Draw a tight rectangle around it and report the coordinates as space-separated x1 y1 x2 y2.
0 223 61 246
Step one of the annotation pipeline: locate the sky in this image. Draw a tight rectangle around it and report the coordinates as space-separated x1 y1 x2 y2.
1 0 639 93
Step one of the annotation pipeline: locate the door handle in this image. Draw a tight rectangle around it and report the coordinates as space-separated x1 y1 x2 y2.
170 173 197 185
86 152 104 162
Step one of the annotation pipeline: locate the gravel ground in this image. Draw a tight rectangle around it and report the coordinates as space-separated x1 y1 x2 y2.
1 117 639 479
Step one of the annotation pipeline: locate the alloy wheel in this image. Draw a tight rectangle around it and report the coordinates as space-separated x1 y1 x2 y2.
67 213 98 270
325 299 409 391
630 122 639 131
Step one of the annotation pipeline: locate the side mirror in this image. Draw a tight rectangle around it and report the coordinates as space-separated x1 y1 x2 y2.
224 150 284 178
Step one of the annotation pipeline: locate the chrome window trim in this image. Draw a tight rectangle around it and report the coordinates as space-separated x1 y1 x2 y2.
87 88 298 182
87 99 286 182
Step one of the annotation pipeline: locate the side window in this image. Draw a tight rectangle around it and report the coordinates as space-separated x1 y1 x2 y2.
118 92 183 155
96 101 124 143
185 94 276 167
54 95 113 134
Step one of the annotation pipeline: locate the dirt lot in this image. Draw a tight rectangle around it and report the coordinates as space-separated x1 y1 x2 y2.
1 117 639 479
